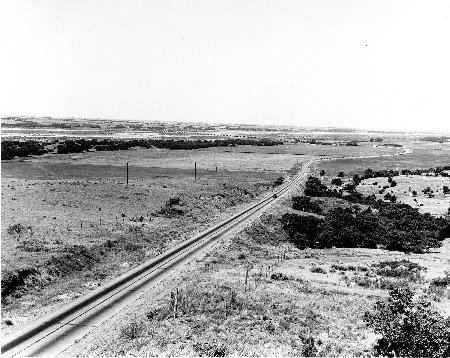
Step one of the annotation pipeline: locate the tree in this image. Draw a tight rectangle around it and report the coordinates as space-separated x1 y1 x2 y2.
338 172 345 177
292 196 322 214
352 174 361 185
274 177 284 186
331 178 343 186
443 186 450 195
319 170 326 176
364 288 450 357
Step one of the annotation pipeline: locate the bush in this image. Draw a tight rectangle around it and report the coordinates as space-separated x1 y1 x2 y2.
310 266 327 274
364 288 450 357
7 223 31 236
193 342 228 357
270 272 290 281
375 260 425 281
274 176 285 186
430 271 450 288
120 320 146 339
331 178 343 186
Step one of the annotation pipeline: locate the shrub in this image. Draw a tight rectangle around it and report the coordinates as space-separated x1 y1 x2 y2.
331 264 357 271
1 268 39 299
331 178 343 186
274 176 285 186
375 260 425 281
193 342 228 357
120 320 146 339
364 288 450 357
301 336 318 357
310 266 327 274
271 272 290 281
430 271 450 288
7 223 31 236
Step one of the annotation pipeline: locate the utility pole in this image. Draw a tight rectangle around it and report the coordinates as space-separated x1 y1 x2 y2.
194 162 197 180
126 162 129 186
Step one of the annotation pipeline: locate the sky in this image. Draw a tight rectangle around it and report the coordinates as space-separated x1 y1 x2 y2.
1 0 450 132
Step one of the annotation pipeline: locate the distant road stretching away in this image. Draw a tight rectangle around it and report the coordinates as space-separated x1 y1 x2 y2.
1 160 314 357
2 147 410 357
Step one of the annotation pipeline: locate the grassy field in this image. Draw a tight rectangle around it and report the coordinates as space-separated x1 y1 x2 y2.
317 144 450 177
27 144 399 172
1 147 291 333
63 201 450 356
1 140 446 343
357 175 450 216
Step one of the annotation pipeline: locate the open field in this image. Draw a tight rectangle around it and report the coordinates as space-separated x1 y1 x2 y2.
317 144 450 177
358 175 450 216
1 147 290 333
25 143 400 172
2 132 449 353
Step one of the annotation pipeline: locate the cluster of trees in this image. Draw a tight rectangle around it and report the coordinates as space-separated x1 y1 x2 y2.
401 166 450 177
281 202 448 253
58 138 282 154
291 196 322 214
58 138 283 153
283 176 450 253
345 166 450 184
2 137 283 160
1 122 101 129
1 140 49 160
420 136 449 143
304 176 342 197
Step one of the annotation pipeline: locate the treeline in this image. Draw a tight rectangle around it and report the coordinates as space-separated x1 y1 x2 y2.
1 140 49 160
331 165 450 184
56 138 282 154
282 176 450 253
1 137 282 159
1 122 101 129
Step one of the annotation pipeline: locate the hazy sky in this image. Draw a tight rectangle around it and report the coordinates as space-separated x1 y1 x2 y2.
2 0 449 132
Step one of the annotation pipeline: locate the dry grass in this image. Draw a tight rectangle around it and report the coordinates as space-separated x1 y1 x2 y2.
1 149 285 333
317 142 450 177
66 205 449 356
357 175 450 216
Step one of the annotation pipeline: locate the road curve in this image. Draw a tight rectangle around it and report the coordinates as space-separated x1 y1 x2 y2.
1 160 315 357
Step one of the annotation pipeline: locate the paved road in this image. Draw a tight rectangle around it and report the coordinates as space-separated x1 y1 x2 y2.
3 146 411 357
2 160 315 357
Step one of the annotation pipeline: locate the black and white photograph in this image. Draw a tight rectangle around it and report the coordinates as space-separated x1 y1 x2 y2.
1 0 450 356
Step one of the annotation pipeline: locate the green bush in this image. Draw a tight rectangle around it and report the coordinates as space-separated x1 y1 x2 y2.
364 288 450 357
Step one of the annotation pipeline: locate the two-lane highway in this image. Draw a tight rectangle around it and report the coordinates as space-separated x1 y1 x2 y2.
2 160 316 357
